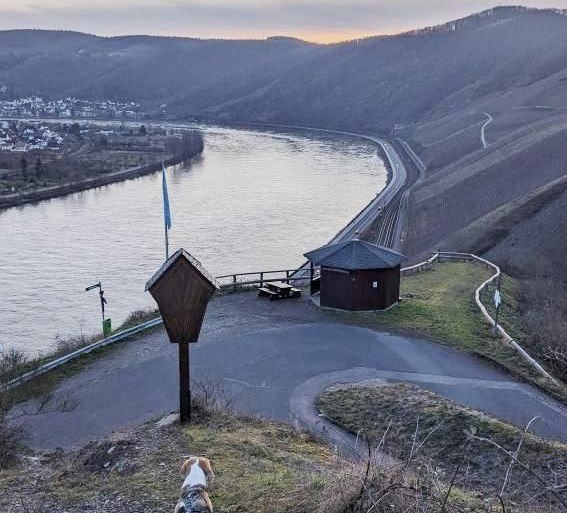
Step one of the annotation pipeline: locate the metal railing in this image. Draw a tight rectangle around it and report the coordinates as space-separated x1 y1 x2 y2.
216 268 317 291
2 317 163 391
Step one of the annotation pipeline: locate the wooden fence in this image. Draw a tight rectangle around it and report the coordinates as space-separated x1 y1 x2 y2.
216 268 317 291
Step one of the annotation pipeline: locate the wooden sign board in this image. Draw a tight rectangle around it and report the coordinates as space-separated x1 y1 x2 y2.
146 249 220 344
146 249 219 423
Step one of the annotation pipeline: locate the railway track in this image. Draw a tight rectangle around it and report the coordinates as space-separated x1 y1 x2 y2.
374 196 401 248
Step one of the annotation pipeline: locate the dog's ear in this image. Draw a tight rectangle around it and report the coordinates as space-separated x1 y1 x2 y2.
180 457 194 477
199 457 215 484
198 457 212 472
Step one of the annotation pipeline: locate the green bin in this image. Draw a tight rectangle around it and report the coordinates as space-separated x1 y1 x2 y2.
102 318 112 338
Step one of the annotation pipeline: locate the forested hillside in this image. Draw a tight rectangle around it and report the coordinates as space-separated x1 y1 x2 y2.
2 7 567 130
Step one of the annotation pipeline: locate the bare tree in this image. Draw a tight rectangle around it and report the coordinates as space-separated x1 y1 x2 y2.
0 348 76 469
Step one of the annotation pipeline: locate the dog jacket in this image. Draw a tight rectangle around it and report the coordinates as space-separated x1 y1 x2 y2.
178 485 212 513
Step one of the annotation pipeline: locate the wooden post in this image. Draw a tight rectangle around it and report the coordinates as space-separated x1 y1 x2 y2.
233 274 237 292
286 270 290 284
178 343 191 423
146 249 219 425
260 272 264 288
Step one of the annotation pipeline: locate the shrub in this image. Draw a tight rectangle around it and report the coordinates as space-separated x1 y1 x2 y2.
519 279 567 381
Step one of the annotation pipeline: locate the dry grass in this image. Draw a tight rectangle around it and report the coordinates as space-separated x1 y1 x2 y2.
1 381 359 513
1 412 353 513
319 382 567 510
3 382 562 513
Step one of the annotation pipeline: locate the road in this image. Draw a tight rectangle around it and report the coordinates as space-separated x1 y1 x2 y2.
329 137 407 244
18 293 567 449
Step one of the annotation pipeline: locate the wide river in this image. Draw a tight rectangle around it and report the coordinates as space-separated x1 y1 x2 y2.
0 127 386 355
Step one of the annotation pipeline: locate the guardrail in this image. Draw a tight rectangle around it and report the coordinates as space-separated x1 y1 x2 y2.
402 251 557 383
2 317 164 391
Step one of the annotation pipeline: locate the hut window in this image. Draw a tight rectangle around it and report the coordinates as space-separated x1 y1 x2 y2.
373 281 379 289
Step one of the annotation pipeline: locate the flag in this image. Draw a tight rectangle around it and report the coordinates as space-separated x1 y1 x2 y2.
162 163 172 230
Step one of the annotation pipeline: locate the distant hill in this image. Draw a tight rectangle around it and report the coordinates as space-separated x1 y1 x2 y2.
182 6 567 130
2 7 567 131
0 30 319 108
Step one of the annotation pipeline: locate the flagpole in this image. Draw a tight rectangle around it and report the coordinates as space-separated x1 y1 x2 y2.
162 160 172 260
165 219 169 260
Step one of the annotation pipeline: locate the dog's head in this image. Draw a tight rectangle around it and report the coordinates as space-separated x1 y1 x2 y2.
180 456 214 483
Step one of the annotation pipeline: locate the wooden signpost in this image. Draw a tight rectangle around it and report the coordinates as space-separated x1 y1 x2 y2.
146 248 219 422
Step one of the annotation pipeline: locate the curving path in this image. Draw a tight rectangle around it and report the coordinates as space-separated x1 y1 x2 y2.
481 112 493 149
17 294 567 449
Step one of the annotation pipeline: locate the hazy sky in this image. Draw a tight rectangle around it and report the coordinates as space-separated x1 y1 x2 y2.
0 1 566 42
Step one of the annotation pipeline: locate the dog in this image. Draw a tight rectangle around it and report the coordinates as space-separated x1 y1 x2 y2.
174 456 215 513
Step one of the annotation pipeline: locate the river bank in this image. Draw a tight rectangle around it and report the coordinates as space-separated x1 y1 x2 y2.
0 146 203 210
0 154 200 210
0 127 385 354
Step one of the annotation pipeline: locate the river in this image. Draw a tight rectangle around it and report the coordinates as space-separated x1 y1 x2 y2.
0 126 386 355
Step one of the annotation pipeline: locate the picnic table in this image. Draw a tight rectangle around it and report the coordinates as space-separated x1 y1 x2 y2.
258 281 301 300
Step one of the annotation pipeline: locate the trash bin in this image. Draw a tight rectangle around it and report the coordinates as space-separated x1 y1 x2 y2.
102 318 112 338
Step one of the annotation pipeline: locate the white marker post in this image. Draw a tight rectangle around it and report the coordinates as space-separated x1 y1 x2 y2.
493 288 502 336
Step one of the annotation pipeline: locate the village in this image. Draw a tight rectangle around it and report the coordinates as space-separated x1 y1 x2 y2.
0 121 64 152
0 96 147 121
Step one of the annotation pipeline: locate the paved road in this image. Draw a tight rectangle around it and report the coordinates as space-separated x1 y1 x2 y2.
18 294 567 449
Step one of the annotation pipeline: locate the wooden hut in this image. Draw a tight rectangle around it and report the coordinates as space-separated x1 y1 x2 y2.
304 240 405 311
145 248 220 344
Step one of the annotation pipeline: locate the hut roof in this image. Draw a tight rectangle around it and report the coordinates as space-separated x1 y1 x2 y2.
145 248 220 292
304 239 405 271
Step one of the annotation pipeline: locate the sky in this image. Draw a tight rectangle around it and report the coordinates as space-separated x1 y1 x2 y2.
0 1 566 43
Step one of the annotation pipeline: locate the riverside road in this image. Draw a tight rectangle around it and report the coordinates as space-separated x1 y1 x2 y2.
19 293 567 449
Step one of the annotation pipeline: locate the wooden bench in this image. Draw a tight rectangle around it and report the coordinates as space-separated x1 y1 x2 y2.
258 287 280 299
290 287 302 298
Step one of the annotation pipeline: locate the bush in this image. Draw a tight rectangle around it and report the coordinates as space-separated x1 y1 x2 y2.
0 348 29 468
0 347 76 469
519 279 567 381
118 307 159 331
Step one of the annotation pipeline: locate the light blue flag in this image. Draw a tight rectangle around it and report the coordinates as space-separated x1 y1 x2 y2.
162 164 172 230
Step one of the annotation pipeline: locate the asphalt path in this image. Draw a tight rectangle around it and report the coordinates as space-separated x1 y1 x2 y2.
18 294 567 449
481 112 493 149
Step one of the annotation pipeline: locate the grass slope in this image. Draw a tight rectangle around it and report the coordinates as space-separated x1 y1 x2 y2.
319 383 567 508
0 412 341 513
329 261 566 400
